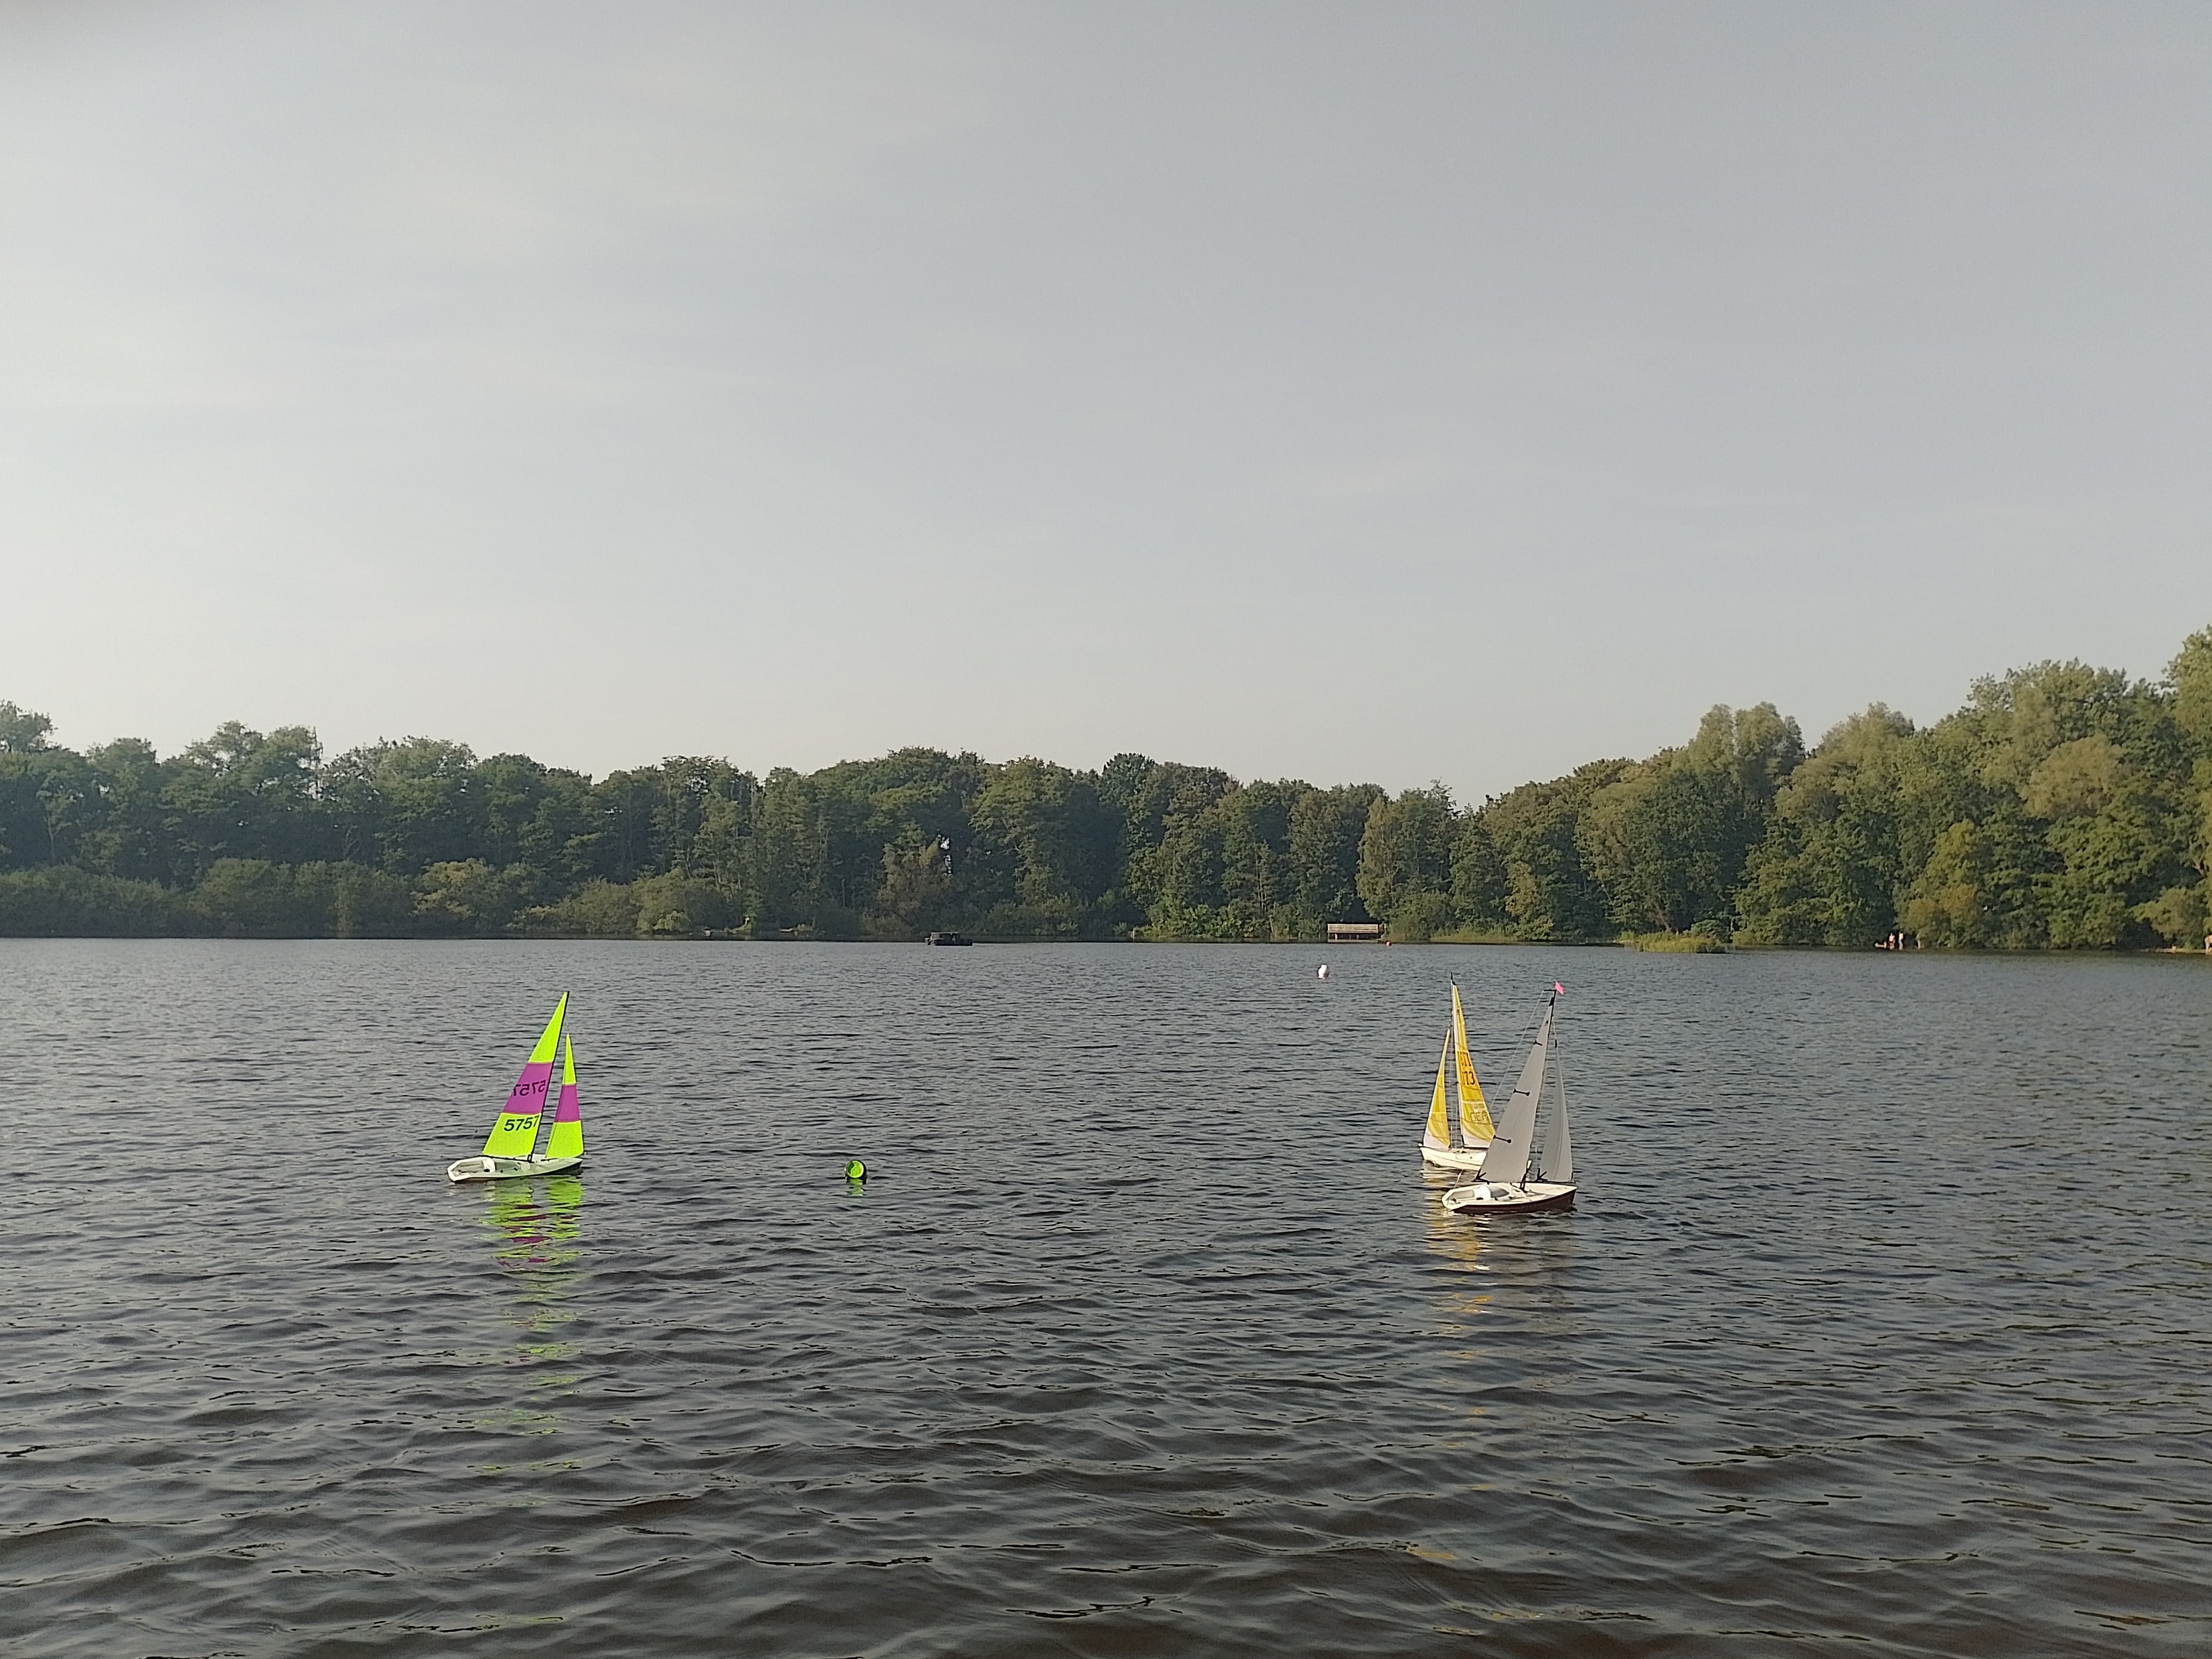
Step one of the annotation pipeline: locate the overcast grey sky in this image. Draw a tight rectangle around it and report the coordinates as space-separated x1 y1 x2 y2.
4 2 2209 798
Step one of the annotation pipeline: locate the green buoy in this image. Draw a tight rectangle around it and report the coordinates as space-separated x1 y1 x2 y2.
845 1159 866 1182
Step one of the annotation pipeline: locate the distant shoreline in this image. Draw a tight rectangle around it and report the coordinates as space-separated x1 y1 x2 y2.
5 621 2209 952
0 924 2201 957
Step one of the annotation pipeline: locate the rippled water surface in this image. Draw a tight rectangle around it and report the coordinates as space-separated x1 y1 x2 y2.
4 940 2210 1657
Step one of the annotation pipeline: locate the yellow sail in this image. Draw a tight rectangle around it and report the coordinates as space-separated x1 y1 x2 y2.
1450 982 1496 1143
1424 1032 1454 1146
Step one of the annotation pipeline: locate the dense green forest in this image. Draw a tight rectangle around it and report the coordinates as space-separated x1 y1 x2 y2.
3 625 2209 948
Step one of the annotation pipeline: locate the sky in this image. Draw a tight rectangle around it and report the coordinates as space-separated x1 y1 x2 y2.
4 2 2210 800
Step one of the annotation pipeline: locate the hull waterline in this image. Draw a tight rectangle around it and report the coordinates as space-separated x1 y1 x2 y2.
1420 1142 1492 1172
446 1154 584 1184
1440 1180 1575 1216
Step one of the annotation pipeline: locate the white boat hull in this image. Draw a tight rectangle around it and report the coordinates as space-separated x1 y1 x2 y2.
446 1154 584 1184
1440 1180 1576 1216
1420 1141 1492 1172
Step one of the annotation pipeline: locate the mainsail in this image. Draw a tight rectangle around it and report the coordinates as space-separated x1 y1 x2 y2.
1424 1030 1461 1149
1476 1000 1553 1185
1450 983 1496 1144
544 1035 583 1163
481 994 567 1158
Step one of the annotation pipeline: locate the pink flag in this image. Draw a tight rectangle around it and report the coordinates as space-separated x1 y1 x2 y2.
1553 981 1565 994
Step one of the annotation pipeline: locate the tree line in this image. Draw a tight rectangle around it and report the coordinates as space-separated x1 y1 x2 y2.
3 623 2208 949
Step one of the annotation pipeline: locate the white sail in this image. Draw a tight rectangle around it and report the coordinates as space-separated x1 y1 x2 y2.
1538 1035 1573 1183
1476 1002 1552 1185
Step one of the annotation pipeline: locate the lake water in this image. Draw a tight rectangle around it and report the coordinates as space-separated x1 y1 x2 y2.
3 940 2208 1657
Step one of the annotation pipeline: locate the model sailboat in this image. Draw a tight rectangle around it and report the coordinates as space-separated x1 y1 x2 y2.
446 994 588 1184
1420 981 1496 1171
1440 984 1574 1214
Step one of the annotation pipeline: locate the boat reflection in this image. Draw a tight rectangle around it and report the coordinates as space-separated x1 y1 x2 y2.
481 1174 586 1286
1422 1174 1489 1280
471 1177 587 1454
1421 1168 1584 1311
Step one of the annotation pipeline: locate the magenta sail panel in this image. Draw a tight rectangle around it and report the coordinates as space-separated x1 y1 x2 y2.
480 1061 555 1157
510 1063 555 1114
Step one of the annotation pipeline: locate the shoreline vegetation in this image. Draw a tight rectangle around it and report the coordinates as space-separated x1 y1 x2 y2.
1619 930 1729 954
3 624 2210 951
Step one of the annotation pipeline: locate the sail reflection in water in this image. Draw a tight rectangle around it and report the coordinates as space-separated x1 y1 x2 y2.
1422 1174 1582 1333
482 1175 586 1284
1422 1183 1489 1279
1419 1157 1491 1309
473 1177 588 1450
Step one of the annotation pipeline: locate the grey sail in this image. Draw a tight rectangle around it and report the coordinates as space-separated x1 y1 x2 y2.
1538 1034 1573 1183
1476 1002 1552 1184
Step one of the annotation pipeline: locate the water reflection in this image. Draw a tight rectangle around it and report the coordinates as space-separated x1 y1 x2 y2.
472 1177 587 1453
1422 1178 1488 1275
1420 1172 1494 1348
481 1175 584 1273
1422 1171 1585 1322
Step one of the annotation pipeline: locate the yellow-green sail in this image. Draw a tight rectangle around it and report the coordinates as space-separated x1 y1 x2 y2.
1450 982 1496 1143
481 994 567 1158
543 1035 583 1163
